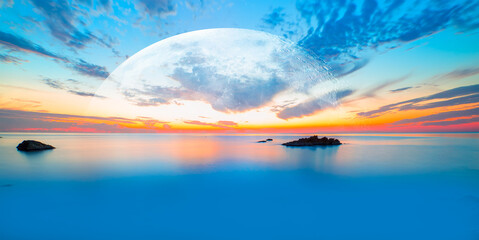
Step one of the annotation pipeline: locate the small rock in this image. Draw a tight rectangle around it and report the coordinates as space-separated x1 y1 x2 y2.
16 140 55 152
282 136 342 146
266 138 273 141
257 140 267 143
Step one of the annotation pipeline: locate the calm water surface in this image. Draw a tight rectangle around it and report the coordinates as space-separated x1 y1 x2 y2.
0 133 478 239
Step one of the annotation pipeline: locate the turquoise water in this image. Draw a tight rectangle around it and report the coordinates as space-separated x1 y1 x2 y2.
0 133 478 239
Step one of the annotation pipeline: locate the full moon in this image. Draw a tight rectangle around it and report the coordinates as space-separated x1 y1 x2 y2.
89 28 340 129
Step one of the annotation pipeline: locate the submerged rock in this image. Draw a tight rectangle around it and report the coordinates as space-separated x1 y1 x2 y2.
282 136 341 146
257 138 273 143
16 140 55 152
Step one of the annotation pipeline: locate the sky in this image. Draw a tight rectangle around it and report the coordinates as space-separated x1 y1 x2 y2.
0 0 478 133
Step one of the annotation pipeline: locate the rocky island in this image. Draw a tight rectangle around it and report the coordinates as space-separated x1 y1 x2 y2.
282 136 341 146
16 140 55 152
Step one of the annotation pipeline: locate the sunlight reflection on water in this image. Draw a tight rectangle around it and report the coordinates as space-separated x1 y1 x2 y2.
0 133 478 239
0 133 477 179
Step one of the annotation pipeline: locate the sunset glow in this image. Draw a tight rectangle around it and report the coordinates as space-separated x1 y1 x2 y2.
1 1 478 133
1 1 479 239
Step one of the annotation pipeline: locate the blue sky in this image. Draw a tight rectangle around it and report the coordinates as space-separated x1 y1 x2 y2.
0 0 479 132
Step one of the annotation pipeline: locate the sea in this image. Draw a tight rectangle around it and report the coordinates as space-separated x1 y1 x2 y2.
0 133 478 239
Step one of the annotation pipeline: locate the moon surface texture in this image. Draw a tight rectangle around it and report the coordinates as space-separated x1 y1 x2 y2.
91 28 341 127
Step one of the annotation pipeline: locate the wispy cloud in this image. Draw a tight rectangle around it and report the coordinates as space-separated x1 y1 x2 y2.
294 0 479 77
398 93 479 111
67 90 105 98
358 84 479 118
133 97 169 106
0 109 167 132
97 0 112 12
122 85 188 107
30 0 90 49
134 0 177 18
0 30 109 79
183 120 238 129
43 78 64 89
0 30 63 59
362 75 409 98
185 0 204 11
430 66 479 82
0 0 14 8
29 0 116 50
0 53 24 64
217 120 237 126
42 78 105 98
393 107 479 125
262 7 286 29
69 59 109 79
277 89 353 119
421 116 479 126
4 98 43 109
390 87 413 93
10 98 41 104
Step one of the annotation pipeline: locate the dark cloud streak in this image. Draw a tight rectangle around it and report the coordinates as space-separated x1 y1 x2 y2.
421 117 479 126
393 107 479 125
42 78 105 98
0 54 24 64
358 84 479 117
0 30 64 60
43 78 64 89
390 87 413 93
67 90 105 98
398 93 479 111
69 59 109 79
0 30 109 79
